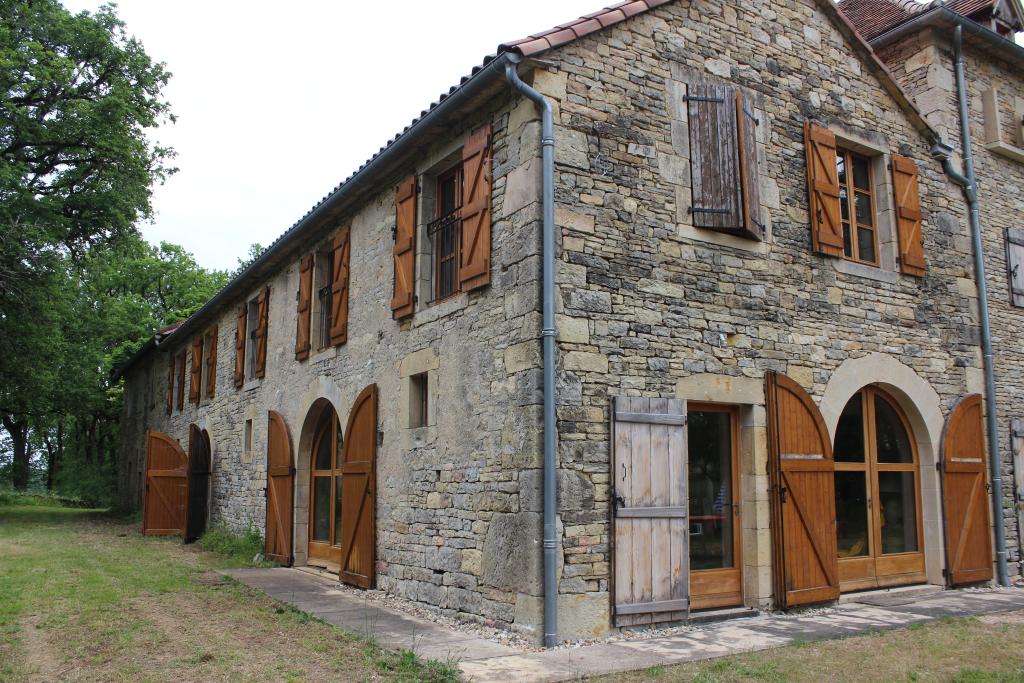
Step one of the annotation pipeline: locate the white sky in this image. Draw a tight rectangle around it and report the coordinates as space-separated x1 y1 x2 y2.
59 1 1022 272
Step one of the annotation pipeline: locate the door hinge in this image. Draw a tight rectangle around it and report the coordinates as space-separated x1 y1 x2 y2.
685 95 725 104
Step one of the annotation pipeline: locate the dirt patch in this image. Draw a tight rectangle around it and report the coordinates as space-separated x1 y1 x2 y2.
19 614 68 683
978 609 1024 625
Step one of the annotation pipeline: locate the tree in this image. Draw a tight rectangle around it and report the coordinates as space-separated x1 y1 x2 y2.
233 243 264 276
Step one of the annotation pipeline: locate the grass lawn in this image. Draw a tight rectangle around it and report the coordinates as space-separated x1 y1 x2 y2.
0 503 459 682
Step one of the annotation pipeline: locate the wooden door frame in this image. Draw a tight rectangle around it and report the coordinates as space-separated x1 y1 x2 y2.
307 404 341 571
687 402 743 610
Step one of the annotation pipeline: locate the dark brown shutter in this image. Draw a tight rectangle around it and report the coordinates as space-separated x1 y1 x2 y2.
255 286 269 379
205 326 218 398
295 254 314 361
940 394 994 586
1007 228 1024 307
804 121 844 257
176 351 186 410
687 83 744 232
391 176 417 319
330 227 351 346
735 90 762 240
234 303 247 388
189 336 202 404
766 371 840 609
339 384 378 588
265 410 295 566
460 125 492 291
892 155 927 277
166 359 174 415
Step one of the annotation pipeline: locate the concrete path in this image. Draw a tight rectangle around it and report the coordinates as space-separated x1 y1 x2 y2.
223 568 1024 682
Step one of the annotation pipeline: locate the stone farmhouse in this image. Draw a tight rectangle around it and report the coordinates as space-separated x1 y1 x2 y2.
116 0 1024 645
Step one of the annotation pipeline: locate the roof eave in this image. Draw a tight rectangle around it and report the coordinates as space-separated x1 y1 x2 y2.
870 6 1024 65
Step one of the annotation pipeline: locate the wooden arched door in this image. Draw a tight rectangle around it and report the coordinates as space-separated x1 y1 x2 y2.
185 426 212 543
307 404 342 569
338 384 378 588
265 411 295 565
142 431 188 536
941 394 993 586
766 372 840 608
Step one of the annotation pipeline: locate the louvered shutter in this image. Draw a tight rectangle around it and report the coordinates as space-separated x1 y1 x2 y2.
166 358 174 414
804 122 844 257
330 226 351 346
206 326 218 398
687 83 744 232
295 254 314 361
460 125 493 291
234 303 247 388
391 176 417 319
255 286 270 379
1007 228 1024 308
892 155 927 277
176 351 186 410
189 336 202 404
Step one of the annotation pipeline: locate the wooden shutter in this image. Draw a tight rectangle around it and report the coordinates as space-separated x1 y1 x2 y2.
189 337 202 404
185 425 211 543
205 326 218 399
1007 228 1024 308
940 394 994 586
391 176 417 319
339 384 378 588
687 83 744 232
166 358 174 415
460 125 493 291
234 303 247 388
804 122 844 257
766 371 840 608
265 410 295 566
176 351 186 411
892 155 927 277
295 254 314 361
612 397 689 626
735 90 763 240
255 286 269 379
142 430 189 537
1012 418 1024 503
330 227 351 346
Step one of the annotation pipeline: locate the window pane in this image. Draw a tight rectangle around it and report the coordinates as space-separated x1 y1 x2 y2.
334 419 343 468
314 423 332 471
688 411 735 571
879 472 919 553
332 475 343 546
835 394 865 463
843 223 853 258
858 227 876 263
853 155 870 191
840 186 850 221
836 153 846 186
875 396 913 463
312 476 331 542
854 192 873 226
836 472 870 557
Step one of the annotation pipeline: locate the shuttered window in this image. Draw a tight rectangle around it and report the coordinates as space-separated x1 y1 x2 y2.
205 326 218 399
804 122 845 257
295 254 314 361
392 176 417 319
892 155 926 277
1009 228 1024 308
254 286 270 379
233 303 247 388
329 226 351 346
166 358 174 414
687 84 762 240
189 336 202 404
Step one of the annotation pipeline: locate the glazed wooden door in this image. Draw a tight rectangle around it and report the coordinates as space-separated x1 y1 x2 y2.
941 394 994 586
185 426 211 543
307 404 342 570
142 431 188 537
766 372 840 609
612 397 689 626
339 385 378 588
265 411 294 565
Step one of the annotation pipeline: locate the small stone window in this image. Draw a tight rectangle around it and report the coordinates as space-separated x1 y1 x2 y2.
409 372 429 429
244 418 253 454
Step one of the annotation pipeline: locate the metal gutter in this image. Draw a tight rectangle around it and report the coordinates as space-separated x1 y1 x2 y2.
504 55 559 648
870 6 1024 66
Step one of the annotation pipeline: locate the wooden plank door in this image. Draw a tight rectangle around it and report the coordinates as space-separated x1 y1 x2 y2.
940 394 994 586
612 397 689 626
142 430 189 536
1013 418 1024 505
185 426 211 543
339 385 378 588
265 410 295 566
766 372 840 608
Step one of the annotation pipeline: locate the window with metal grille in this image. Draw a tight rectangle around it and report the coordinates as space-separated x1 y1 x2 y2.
316 249 334 350
430 164 462 302
246 298 259 381
836 148 879 266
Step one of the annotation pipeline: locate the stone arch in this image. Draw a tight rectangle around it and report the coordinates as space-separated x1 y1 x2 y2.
819 353 945 586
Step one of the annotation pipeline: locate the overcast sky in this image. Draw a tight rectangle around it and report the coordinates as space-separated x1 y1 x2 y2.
59 1 1020 272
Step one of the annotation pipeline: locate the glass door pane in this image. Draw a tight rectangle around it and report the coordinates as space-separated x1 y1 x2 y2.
835 472 870 557
878 472 919 554
332 475 343 546
688 411 735 571
312 476 331 542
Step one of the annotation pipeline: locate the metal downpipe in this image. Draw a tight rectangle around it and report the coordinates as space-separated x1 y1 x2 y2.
945 25 1010 586
504 55 559 646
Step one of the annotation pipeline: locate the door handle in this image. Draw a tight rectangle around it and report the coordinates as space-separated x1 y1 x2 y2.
779 486 787 503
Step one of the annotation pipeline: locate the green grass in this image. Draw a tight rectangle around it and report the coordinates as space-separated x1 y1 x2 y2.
197 524 273 567
0 503 460 682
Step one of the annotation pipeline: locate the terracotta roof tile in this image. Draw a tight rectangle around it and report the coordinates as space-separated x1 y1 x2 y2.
838 0 997 40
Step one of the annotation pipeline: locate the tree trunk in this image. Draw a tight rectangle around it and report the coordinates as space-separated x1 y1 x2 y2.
2 416 30 491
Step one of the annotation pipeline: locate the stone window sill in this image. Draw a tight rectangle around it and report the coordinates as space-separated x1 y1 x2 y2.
310 345 338 363
832 258 900 285
675 222 770 254
412 293 469 328
985 141 1024 165
241 378 261 392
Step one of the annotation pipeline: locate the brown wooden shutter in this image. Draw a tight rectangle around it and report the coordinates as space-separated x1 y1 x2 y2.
339 384 378 588
460 125 493 291
330 227 351 346
735 90 763 240
940 394 994 586
804 121 844 257
295 254 314 361
766 371 840 609
205 326 218 398
255 286 269 379
892 154 927 277
166 358 174 415
687 83 744 232
142 430 189 537
189 336 202 404
1007 228 1024 307
176 351 186 411
234 303 247 388
391 176 417 319
265 410 295 566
